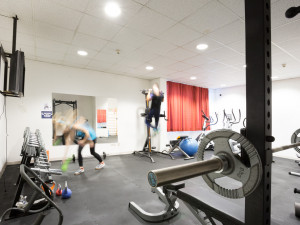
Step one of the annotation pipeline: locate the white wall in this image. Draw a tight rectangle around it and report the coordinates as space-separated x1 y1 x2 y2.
6 60 149 163
0 94 6 173
210 78 300 160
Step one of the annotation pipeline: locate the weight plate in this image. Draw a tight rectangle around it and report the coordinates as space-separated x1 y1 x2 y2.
291 129 300 154
197 129 262 199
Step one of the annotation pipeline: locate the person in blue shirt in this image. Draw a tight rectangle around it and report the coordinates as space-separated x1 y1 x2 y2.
72 117 105 175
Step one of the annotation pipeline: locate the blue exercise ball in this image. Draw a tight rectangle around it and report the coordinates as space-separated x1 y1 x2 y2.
179 138 199 156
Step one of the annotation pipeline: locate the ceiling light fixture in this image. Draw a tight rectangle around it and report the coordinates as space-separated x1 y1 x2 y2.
196 44 208 50
146 66 154 71
221 84 227 87
271 76 279 79
190 76 197 80
243 64 247 68
77 50 88 56
105 2 121 18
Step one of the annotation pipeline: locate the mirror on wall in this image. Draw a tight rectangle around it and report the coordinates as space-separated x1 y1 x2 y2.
52 93 118 145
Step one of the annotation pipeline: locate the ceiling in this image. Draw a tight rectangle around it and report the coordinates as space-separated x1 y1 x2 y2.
0 0 300 88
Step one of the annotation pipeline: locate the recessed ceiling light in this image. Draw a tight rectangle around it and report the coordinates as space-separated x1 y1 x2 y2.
190 76 197 80
221 84 227 87
146 66 154 71
196 44 208 50
243 64 247 68
77 50 88 56
271 76 279 79
105 2 121 18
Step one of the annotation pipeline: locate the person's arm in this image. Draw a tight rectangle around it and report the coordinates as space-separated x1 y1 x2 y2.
147 89 152 102
161 92 164 102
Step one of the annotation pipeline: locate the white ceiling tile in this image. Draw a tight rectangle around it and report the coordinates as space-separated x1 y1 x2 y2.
147 0 209 21
33 0 82 30
201 61 228 72
218 55 245 67
184 66 211 75
116 57 144 68
127 49 159 64
158 23 202 46
167 62 194 72
112 27 152 49
0 16 13 30
35 21 74 44
167 71 192 79
86 0 142 26
78 15 123 40
126 7 176 37
218 0 245 18
36 48 65 61
165 47 197 61
94 51 124 65
138 38 177 55
86 60 114 71
0 0 33 23
181 0 238 34
66 46 98 58
133 0 149 5
0 27 14 43
147 56 177 67
208 20 244 45
146 68 177 77
36 38 70 54
51 0 90 12
272 20 300 43
16 33 35 47
227 40 245 54
205 47 242 61
182 36 223 54
72 33 108 51
183 54 214 67
100 41 137 57
275 37 300 54
63 54 91 67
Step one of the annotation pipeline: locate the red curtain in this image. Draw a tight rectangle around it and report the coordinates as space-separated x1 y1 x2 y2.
167 81 209 132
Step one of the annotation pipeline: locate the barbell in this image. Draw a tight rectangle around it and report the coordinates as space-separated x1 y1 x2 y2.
148 129 300 199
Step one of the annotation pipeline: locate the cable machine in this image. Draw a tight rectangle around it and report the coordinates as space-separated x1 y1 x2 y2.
133 89 172 163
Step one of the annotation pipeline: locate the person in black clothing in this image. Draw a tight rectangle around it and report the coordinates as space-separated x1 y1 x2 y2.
145 83 164 131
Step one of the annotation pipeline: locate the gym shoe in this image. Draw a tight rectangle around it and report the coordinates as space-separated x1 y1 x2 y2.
74 168 84 175
95 162 105 170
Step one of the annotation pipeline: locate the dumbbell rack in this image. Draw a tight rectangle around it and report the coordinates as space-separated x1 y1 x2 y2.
7 128 62 220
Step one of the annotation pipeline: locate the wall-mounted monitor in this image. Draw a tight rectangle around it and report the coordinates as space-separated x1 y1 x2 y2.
0 45 8 93
8 50 25 97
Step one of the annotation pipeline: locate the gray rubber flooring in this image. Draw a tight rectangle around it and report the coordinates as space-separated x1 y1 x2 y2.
0 154 299 225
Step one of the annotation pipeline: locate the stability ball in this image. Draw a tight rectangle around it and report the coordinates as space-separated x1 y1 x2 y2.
179 138 199 156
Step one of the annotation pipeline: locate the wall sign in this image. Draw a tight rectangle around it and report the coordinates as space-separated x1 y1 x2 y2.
41 103 52 119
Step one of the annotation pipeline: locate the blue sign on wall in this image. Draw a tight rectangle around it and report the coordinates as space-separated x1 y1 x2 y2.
41 111 52 119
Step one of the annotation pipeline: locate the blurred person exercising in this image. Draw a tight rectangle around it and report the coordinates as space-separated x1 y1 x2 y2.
72 117 105 175
145 83 164 132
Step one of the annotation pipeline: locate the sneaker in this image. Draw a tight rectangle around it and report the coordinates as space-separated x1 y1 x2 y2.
95 162 105 170
74 168 84 175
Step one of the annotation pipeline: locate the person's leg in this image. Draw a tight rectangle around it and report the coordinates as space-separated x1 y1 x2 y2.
75 145 85 175
90 140 103 163
154 109 160 129
78 145 84 167
146 109 155 128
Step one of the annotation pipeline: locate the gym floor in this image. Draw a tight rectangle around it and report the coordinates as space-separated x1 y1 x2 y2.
0 154 299 225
